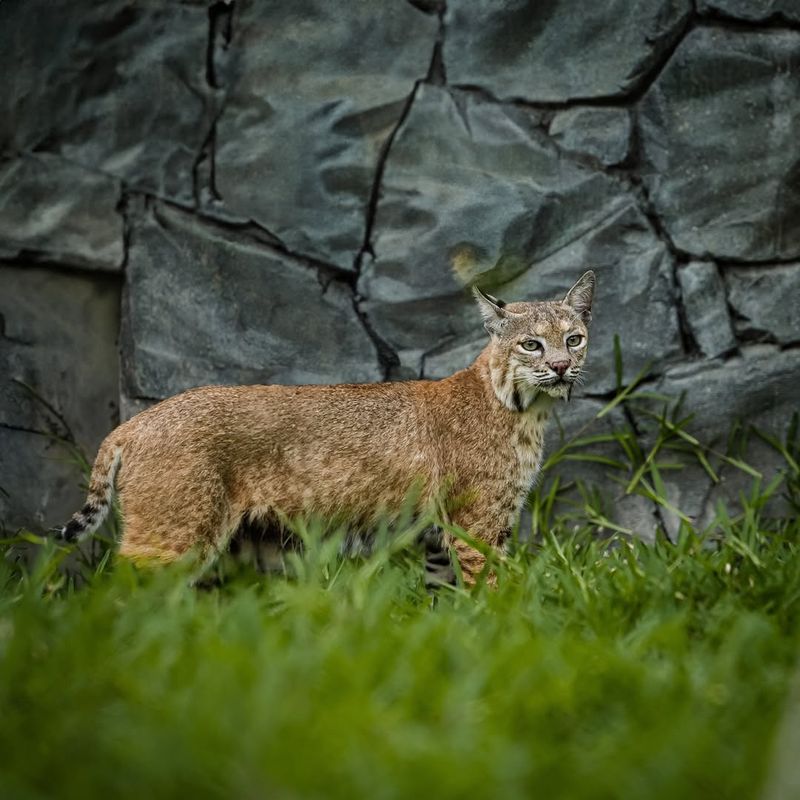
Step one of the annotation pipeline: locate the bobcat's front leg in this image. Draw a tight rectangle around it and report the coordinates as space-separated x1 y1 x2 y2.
451 538 492 586
448 505 509 587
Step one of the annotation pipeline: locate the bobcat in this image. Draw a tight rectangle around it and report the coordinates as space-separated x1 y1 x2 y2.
59 271 595 585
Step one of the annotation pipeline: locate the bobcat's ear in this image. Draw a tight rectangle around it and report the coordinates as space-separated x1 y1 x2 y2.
472 286 510 336
563 270 596 325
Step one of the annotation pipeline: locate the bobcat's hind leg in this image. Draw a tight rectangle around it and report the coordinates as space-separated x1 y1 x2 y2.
116 475 235 575
117 536 186 564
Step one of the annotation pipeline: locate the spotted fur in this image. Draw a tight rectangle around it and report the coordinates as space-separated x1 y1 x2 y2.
58 271 595 584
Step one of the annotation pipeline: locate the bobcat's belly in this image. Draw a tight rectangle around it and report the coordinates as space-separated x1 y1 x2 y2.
233 449 433 526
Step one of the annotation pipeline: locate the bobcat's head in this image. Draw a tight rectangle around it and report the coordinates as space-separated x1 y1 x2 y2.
473 270 595 410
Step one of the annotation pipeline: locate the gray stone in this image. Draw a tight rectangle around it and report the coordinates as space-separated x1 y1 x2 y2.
697 0 800 23
214 0 438 270
423 338 488 383
676 261 736 358
549 107 632 167
640 27 800 261
119 396 157 425
122 201 381 402
634 346 800 539
362 85 679 389
0 153 123 271
0 265 120 531
0 428 84 533
443 0 691 102
654 346 797 437
724 263 800 345
0 0 212 206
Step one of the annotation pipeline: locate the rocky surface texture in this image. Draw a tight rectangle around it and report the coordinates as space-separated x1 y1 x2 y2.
1 1 798 537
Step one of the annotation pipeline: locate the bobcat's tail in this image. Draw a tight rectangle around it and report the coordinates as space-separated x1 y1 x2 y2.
59 440 123 542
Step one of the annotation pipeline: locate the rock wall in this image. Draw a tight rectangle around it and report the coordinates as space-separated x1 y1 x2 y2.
1 0 798 534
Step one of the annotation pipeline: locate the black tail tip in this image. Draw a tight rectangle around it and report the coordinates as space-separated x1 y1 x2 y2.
60 519 84 542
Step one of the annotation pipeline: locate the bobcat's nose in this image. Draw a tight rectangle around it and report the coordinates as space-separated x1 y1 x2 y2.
548 360 570 377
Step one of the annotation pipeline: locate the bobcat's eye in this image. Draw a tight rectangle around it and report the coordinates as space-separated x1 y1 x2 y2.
520 339 542 352
566 334 584 348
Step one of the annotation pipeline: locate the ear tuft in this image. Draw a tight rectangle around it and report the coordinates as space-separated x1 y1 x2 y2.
563 270 596 324
472 285 509 336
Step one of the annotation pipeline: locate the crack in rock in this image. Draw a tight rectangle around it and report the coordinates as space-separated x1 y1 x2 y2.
193 1 235 211
120 199 382 403
213 1 439 271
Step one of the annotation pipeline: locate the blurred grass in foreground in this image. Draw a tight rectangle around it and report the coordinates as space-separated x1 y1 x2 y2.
1 353 799 800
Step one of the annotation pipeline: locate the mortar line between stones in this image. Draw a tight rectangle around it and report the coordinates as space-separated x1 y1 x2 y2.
119 188 392 382
418 327 471 380
354 2 444 278
142 191 357 286
349 28 441 379
235 216 357 286
119 393 164 405
425 2 447 87
448 7 689 116
206 1 234 90
350 297 401 382
715 253 800 268
116 189 133 274
616 4 695 105
192 122 222 210
354 84 422 276
193 1 234 211
112 192 134 429
726 296 782 349
695 9 800 33
621 108 704 361
671 263 704 358
450 12 798 113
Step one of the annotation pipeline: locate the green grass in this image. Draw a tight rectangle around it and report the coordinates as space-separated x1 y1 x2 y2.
1 373 799 799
